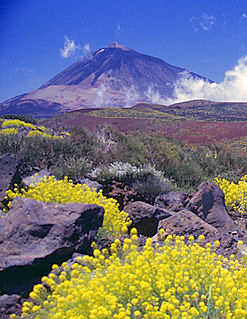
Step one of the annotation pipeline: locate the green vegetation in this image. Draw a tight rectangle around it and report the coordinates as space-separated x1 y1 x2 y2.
1 118 247 193
3 117 247 319
1 114 37 125
89 108 184 125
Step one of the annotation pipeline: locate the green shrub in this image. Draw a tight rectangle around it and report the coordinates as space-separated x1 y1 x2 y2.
89 162 175 202
51 157 92 181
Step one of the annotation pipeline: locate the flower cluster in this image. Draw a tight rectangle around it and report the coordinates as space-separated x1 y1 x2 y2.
1 119 37 130
0 127 18 135
6 176 131 238
27 130 59 139
12 234 247 319
215 175 247 214
0 118 67 139
89 162 170 185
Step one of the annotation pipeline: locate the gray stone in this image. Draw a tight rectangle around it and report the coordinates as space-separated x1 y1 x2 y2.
0 294 23 319
158 209 219 240
154 191 187 212
0 153 21 202
186 182 238 233
0 197 104 294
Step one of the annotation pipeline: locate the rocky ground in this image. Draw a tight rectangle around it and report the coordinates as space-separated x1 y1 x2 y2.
0 153 247 318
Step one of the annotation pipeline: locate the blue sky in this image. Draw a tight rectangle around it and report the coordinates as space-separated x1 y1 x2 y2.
1 0 247 102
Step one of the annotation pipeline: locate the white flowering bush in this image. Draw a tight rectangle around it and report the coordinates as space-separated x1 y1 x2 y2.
88 162 175 202
89 162 163 182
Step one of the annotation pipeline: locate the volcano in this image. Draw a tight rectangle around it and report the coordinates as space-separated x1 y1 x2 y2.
0 42 210 117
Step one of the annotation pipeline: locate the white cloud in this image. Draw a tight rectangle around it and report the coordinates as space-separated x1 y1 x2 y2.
124 85 141 106
94 84 112 107
144 86 166 105
166 56 247 104
190 13 216 31
83 43 91 54
241 13 247 20
60 36 80 58
60 37 91 58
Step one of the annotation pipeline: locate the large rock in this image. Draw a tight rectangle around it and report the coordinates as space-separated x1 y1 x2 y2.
158 209 219 240
0 197 104 295
0 153 21 202
154 191 187 212
124 201 172 237
0 294 23 319
186 182 237 233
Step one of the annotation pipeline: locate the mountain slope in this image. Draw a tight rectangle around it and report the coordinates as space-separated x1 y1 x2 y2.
0 42 210 117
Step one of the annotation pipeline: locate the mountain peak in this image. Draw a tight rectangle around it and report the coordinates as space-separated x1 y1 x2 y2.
1 44 211 117
107 42 130 51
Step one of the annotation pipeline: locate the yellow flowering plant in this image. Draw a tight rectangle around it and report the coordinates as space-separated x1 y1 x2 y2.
215 175 247 214
1 119 37 130
11 234 247 319
27 130 58 139
0 127 18 135
6 176 131 239
0 118 65 140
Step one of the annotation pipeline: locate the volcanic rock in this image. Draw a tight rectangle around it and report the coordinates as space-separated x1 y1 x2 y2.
158 209 219 240
186 182 238 233
0 197 104 294
0 294 23 319
124 201 172 237
108 181 139 210
0 153 21 203
154 191 187 212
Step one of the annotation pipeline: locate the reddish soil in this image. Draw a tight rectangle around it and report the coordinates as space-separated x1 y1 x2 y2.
46 114 151 133
43 112 247 145
163 121 247 144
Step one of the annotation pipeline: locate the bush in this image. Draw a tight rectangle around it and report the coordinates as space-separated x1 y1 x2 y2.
215 174 247 214
89 162 175 202
6 176 131 239
132 175 174 203
51 157 92 182
1 114 37 125
14 234 247 319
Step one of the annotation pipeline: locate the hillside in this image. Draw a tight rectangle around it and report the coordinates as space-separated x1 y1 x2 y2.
41 100 247 148
0 43 210 117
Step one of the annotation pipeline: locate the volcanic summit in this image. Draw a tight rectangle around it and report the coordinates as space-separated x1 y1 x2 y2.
0 42 209 117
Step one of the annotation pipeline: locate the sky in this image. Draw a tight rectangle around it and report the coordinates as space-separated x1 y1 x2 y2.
1 0 247 103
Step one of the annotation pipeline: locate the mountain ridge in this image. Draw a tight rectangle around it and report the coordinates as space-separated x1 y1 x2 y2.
0 42 211 117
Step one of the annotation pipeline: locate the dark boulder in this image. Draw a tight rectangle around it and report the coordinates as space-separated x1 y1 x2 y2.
186 182 238 233
124 201 172 237
158 209 219 240
0 197 104 295
154 191 187 212
0 153 21 202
